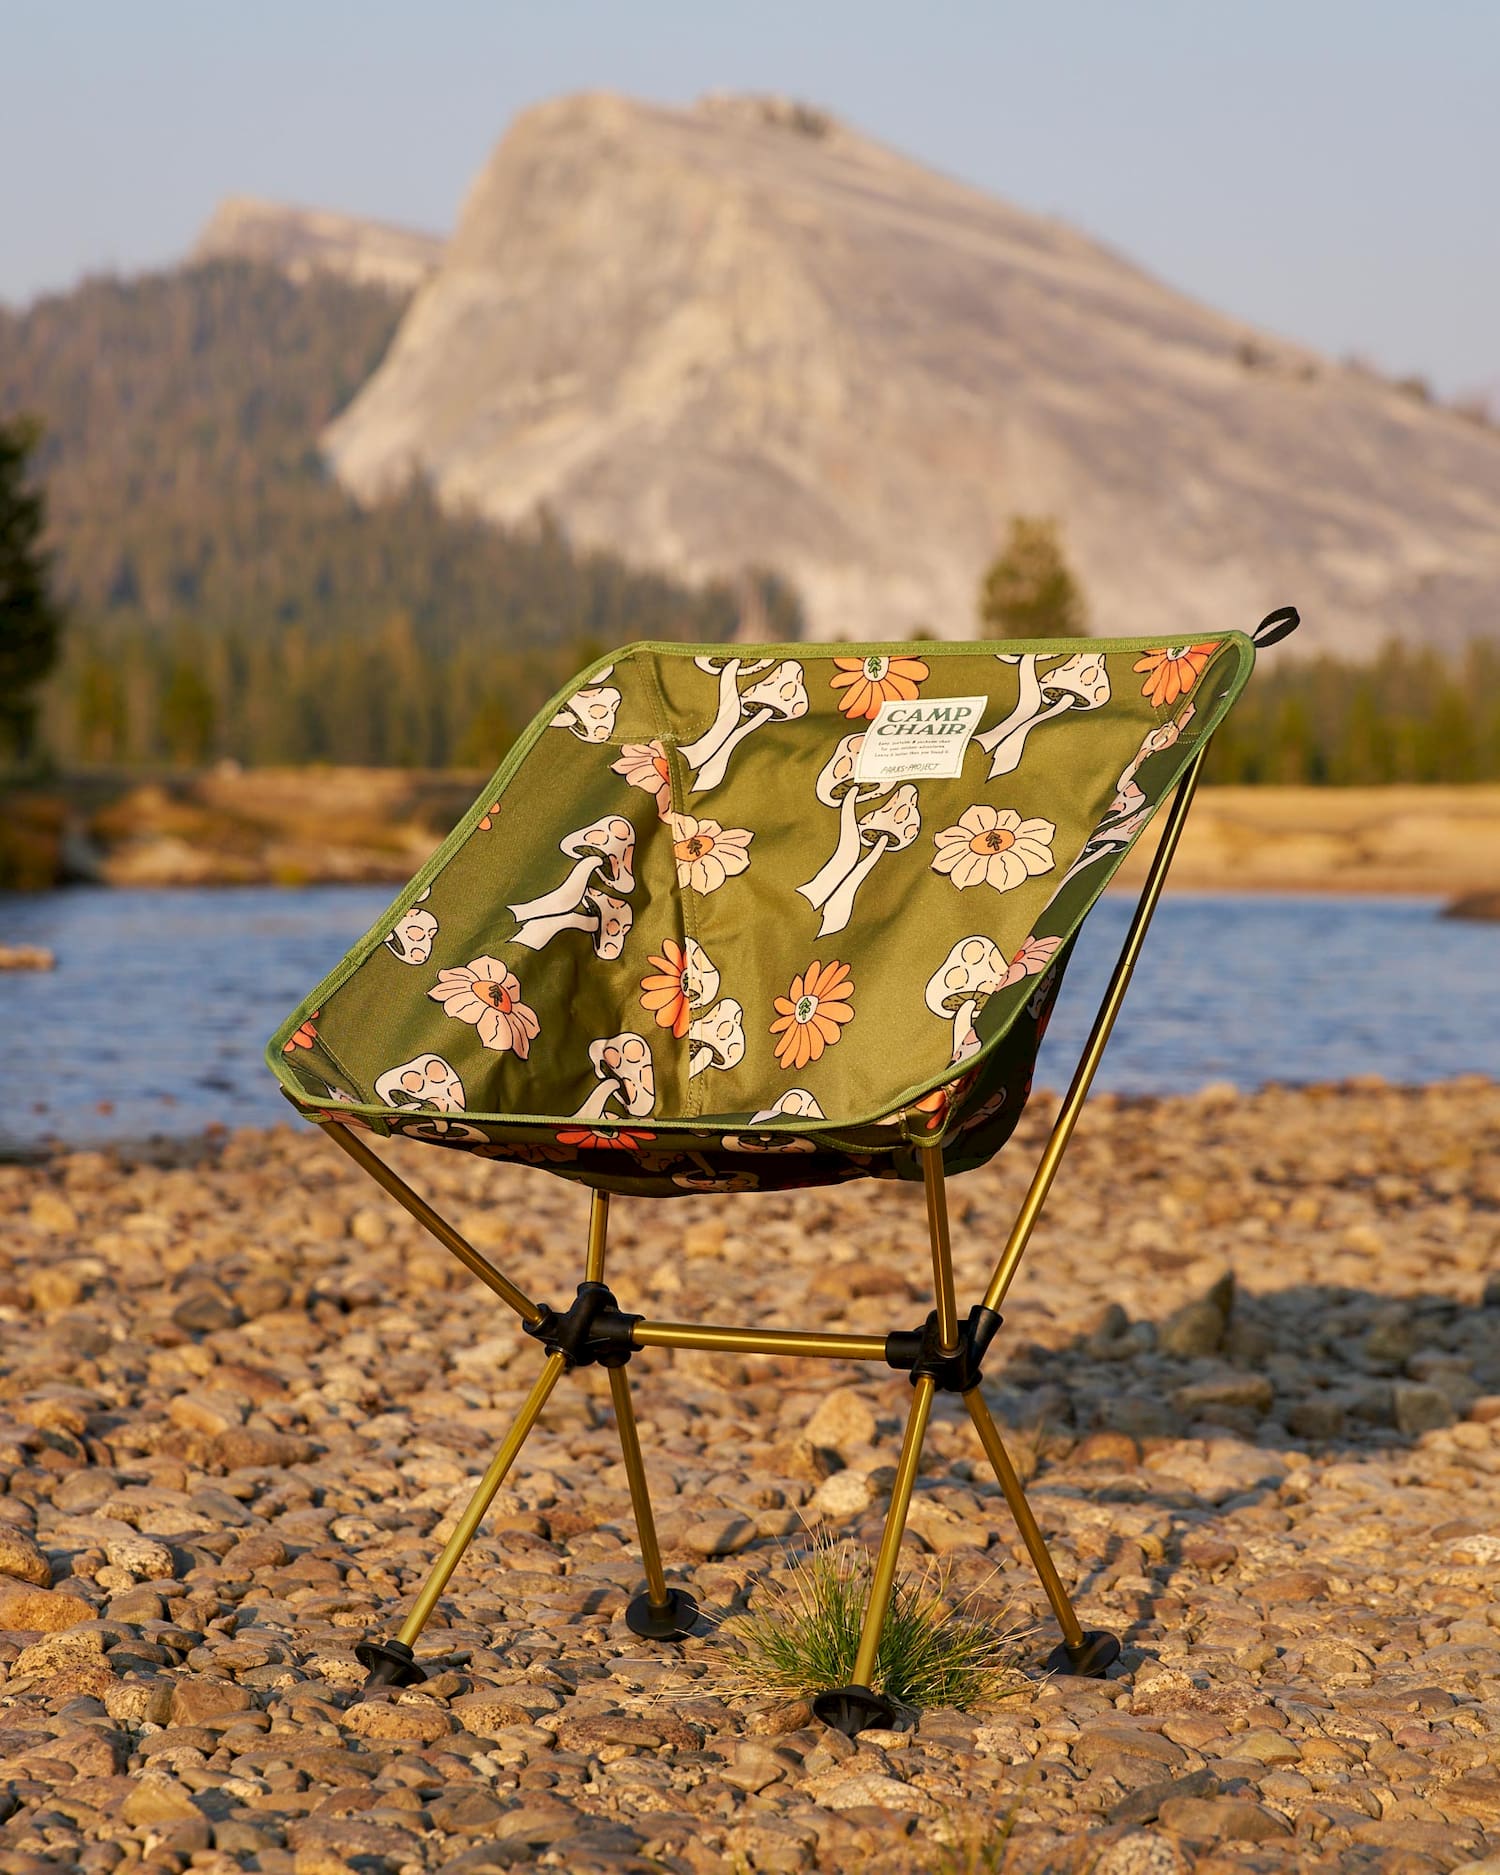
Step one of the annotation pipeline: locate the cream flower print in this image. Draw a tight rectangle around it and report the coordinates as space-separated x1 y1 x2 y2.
669 814 753 894
612 740 674 819
428 957 540 1056
932 805 1055 893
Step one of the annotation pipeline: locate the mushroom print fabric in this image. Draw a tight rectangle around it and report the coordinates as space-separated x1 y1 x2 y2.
268 631 1259 1195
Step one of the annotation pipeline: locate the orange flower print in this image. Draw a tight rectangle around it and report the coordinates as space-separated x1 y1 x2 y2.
1133 643 1219 708
770 959 855 1070
556 1126 656 1152
830 654 930 721
283 1012 319 1053
611 740 674 819
476 802 500 831
639 938 720 1039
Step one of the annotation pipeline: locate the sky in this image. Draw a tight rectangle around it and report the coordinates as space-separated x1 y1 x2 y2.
5 0 1496 397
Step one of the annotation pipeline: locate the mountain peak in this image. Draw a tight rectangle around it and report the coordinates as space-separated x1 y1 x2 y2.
323 93 1500 654
193 196 443 296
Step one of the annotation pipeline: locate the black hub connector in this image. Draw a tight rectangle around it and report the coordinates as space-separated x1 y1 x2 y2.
885 1304 1002 1393
523 1281 641 1370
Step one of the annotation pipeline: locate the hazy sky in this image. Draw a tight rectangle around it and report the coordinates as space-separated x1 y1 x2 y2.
5 0 1495 395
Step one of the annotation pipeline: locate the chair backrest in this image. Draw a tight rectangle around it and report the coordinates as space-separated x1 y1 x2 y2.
269 635 1254 1192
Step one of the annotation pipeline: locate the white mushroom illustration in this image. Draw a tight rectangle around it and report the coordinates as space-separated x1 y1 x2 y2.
688 997 746 1079
551 667 621 743
686 660 809 792
571 1031 656 1120
384 903 438 965
926 938 1007 1064
722 1086 826 1152
678 656 773 772
508 815 637 953
812 783 921 936
671 1168 760 1193
1110 703 1196 818
374 1053 467 1115
1053 802 1155 893
974 653 1112 778
798 734 885 911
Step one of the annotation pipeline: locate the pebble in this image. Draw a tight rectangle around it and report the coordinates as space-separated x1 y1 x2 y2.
0 1526 53 1587
0 1076 1495 1875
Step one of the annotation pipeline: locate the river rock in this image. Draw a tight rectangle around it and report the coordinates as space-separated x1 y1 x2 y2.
0 1526 52 1587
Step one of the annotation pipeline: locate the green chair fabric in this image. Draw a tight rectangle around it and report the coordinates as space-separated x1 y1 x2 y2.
268 635 1255 1196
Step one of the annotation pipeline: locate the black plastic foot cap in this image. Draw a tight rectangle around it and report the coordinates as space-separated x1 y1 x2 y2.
355 1637 426 1693
812 1683 896 1736
625 1587 699 1642
1044 1629 1122 1678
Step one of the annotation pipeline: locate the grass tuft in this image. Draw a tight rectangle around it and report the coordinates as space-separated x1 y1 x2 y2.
720 1538 1026 1713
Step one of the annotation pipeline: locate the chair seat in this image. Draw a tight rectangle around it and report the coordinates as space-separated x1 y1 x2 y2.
269 635 1253 1192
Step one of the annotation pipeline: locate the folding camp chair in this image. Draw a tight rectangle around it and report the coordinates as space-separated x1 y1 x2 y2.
268 610 1297 1733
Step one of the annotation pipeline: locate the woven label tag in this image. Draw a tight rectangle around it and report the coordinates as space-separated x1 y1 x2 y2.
853 695 988 783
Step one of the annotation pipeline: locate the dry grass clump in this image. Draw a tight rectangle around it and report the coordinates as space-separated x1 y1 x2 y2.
721 1539 1026 1713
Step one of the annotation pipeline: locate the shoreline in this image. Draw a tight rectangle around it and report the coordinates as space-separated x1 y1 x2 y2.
2 774 1498 902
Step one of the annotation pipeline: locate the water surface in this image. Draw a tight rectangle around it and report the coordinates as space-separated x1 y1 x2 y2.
0 885 1492 1156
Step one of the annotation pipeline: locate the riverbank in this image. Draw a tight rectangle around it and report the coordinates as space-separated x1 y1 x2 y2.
3 772 1498 901
0 1079 1496 1871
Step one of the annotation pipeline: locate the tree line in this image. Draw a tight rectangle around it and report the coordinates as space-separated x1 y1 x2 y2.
3 249 1497 784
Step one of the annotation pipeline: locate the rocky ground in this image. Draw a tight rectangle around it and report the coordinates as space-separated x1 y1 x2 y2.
0 1078 1497 1875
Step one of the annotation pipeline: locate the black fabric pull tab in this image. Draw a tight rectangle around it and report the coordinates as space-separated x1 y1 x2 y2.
1252 606 1300 647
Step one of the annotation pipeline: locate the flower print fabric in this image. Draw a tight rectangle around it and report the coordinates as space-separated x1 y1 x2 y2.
612 741 674 818
830 654 930 721
932 806 1056 892
429 958 540 1057
1134 644 1219 707
670 815 753 894
640 938 720 1039
771 960 855 1070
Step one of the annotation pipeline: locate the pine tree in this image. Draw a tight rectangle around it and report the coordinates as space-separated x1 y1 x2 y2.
977 516 1088 639
0 417 65 766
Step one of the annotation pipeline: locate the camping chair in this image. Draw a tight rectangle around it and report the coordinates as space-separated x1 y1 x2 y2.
268 611 1297 1734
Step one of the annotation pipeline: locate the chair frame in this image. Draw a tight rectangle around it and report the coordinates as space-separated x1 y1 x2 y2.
309 745 1210 1731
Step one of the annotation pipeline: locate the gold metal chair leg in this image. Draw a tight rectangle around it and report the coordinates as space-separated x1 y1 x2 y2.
812 1374 936 1732
921 1144 960 1354
983 749 1207 1315
317 1117 543 1324
356 1350 566 1690
610 1365 699 1640
964 1385 1120 1677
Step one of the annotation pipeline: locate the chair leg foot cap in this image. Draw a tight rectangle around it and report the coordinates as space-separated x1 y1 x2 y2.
812 1684 896 1736
354 1638 425 1693
1044 1630 1121 1678
625 1587 699 1642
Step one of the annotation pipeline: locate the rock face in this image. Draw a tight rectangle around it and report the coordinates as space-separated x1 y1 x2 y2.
193 195 442 295
326 91 1500 652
